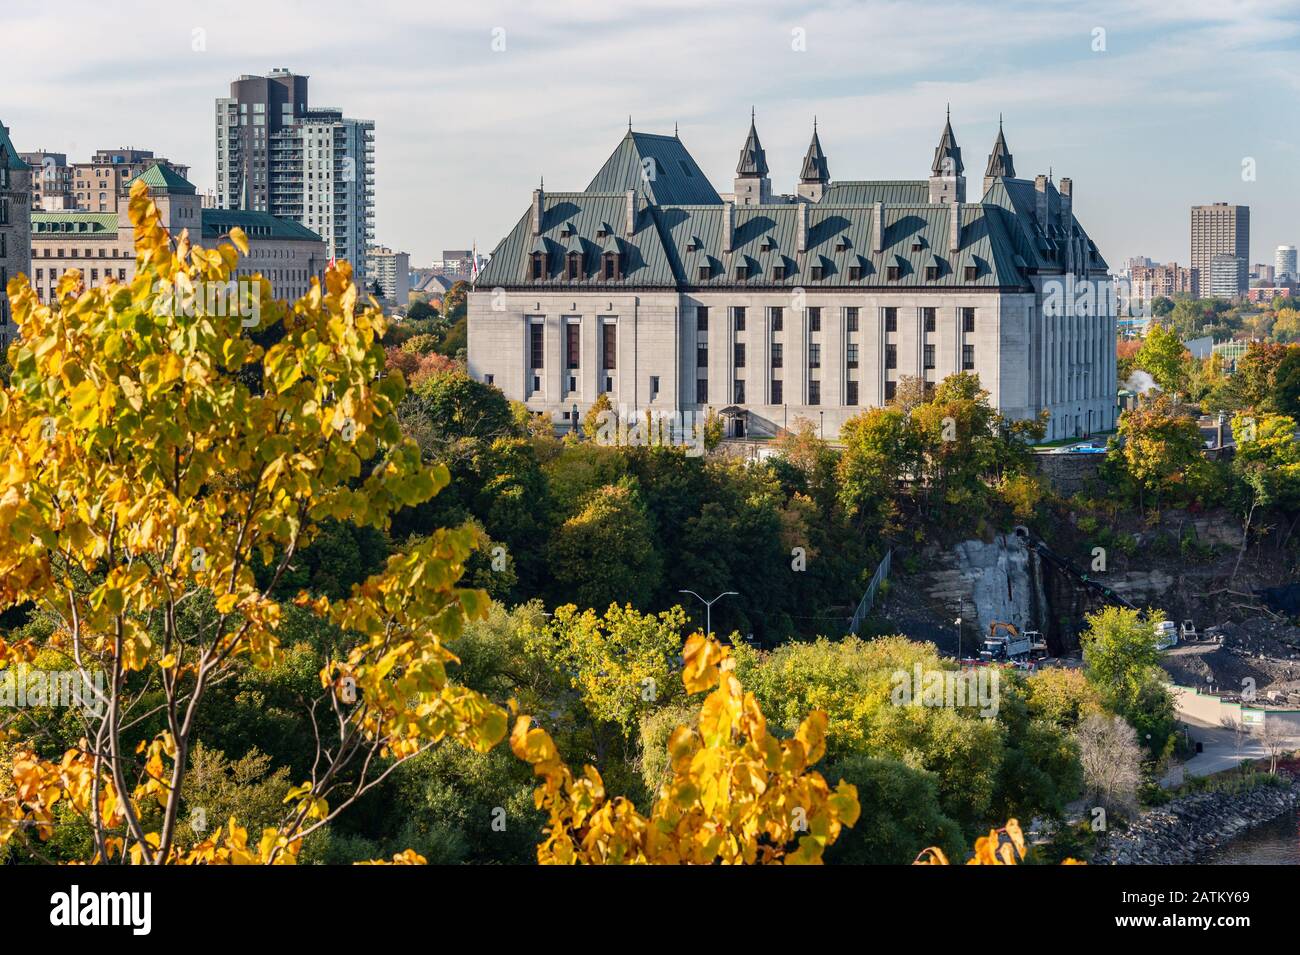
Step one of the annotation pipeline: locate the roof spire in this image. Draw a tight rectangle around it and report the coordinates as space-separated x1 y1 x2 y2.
736 109 769 178
799 119 829 184
628 115 632 131
931 108 964 177
674 121 679 138
984 116 1015 179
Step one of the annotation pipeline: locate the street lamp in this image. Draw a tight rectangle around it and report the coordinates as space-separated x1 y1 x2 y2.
954 616 962 661
679 589 738 640
571 402 579 436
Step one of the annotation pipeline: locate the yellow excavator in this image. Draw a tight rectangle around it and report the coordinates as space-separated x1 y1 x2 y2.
980 622 1048 662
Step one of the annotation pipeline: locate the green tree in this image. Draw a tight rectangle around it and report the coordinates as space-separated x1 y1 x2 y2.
548 481 663 609
1135 323 1188 393
1114 394 1206 512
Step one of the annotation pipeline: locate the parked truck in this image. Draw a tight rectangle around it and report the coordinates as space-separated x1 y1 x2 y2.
980 623 1048 663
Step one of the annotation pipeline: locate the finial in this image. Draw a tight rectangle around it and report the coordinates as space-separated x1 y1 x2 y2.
814 115 818 132
999 112 1003 130
946 102 951 122
628 115 632 131
674 121 679 138
540 175 544 190
751 105 756 123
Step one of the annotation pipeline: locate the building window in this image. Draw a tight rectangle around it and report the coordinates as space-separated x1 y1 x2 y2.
962 307 975 332
846 380 859 405
884 307 897 332
565 323 580 368
771 307 783 332
924 344 935 369
529 322 544 369
925 265 939 281
923 307 936 332
808 380 820 405
485 374 495 386
772 263 786 281
964 265 978 281
846 307 859 332
530 252 545 279
846 344 858 369
887 265 900 281
602 323 617 370
848 264 862 281
602 253 621 280
566 253 582 280
771 379 783 404
810 265 824 280
697 306 709 331
733 306 746 332
885 380 897 401
808 343 821 369
962 344 975 370
696 378 708 403
698 264 710 281
734 342 746 368
736 263 749 281
771 343 783 368
697 343 708 368
808 307 821 332
886 343 897 369
733 380 745 403
650 375 660 400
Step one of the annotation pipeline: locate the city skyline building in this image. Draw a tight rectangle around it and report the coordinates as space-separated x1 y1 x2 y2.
1275 244 1297 283
19 147 188 214
1190 202 1249 297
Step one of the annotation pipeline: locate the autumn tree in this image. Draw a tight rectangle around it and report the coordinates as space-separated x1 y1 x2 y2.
0 180 506 864
1134 323 1188 393
1114 394 1205 512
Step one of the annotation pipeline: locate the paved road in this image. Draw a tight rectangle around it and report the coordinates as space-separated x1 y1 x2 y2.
1160 713 1270 787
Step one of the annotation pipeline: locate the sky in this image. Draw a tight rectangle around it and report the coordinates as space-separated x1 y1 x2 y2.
5 0 1300 271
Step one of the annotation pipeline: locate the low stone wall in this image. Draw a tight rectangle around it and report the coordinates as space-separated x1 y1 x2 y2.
1091 776 1299 864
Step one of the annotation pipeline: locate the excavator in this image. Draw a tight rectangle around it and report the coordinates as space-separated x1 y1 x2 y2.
980 622 1049 663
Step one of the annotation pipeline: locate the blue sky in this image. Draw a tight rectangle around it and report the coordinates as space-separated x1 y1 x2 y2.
5 0 1299 270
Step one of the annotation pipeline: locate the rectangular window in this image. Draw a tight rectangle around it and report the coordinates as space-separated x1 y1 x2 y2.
771 379 783 404
962 307 976 332
808 307 821 332
887 265 900 281
734 342 746 368
885 380 897 401
808 380 820 405
924 344 935 369
924 265 939 281
736 264 749 281
846 343 858 369
650 375 660 400
923 308 936 332
771 307 783 332
848 264 862 281
602 323 617 370
697 342 708 368
696 306 709 332
771 343 783 369
810 265 824 281
772 264 786 281
962 344 975 370
808 343 820 369
886 343 897 369
733 306 746 332
566 323 580 369
530 253 544 279
964 265 978 281
846 380 859 406
846 307 859 332
696 378 709 403
529 322 544 369
884 308 897 332
734 379 745 403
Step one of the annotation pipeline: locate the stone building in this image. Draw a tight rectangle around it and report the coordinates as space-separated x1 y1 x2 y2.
469 114 1117 441
28 164 326 305
0 121 32 348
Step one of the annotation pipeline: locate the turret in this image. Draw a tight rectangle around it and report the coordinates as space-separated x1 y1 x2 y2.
928 106 965 204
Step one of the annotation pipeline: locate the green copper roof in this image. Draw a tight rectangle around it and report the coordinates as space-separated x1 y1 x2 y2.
127 163 196 194
31 212 119 235
0 123 29 171
585 131 722 206
201 210 322 243
822 180 929 205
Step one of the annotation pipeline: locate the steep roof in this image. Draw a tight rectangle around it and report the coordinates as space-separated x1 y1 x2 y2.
201 209 322 243
127 163 196 195
0 123 29 171
931 114 964 177
984 120 1015 179
735 115 769 178
799 124 829 183
585 131 721 205
31 212 120 236
821 180 929 205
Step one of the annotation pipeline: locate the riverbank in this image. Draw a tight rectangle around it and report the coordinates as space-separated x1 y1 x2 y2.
1091 773 1299 864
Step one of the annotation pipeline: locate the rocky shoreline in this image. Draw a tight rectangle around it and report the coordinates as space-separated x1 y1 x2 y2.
1091 775 1300 864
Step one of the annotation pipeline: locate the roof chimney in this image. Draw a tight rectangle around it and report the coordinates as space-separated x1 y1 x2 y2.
1059 178 1073 269
722 201 735 254
1034 175 1049 233
871 201 884 255
796 201 809 254
531 185 544 236
949 200 961 254
624 190 637 237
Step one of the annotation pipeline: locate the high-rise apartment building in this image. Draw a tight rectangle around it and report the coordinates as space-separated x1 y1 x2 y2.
0 121 32 346
1190 203 1249 297
366 245 409 305
1276 245 1297 283
1130 261 1194 302
20 148 187 213
215 69 375 284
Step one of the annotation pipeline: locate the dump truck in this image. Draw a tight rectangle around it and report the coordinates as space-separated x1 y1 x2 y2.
980 623 1048 663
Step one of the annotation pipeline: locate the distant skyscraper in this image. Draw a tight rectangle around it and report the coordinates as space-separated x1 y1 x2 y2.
1210 254 1247 299
1276 245 1297 283
366 245 409 305
215 69 375 283
1190 203 1249 297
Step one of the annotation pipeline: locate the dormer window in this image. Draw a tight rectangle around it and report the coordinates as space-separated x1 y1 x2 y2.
530 252 546 280
761 237 776 252
596 226 609 238
810 264 825 281
560 224 575 238
601 252 621 280
835 236 849 253
736 263 750 281
886 265 900 281
566 251 582 279
697 263 711 281
848 264 862 281
911 240 924 252
924 265 939 281
964 265 978 281
772 263 786 281
686 238 700 252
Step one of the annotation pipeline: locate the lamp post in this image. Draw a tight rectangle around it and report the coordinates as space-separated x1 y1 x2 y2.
679 589 738 640
571 402 579 436
954 616 962 661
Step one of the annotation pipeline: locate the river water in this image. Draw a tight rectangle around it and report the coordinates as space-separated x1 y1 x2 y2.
1203 808 1300 864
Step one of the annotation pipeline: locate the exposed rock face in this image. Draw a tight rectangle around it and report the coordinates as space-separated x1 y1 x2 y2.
1090 777 1300 865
